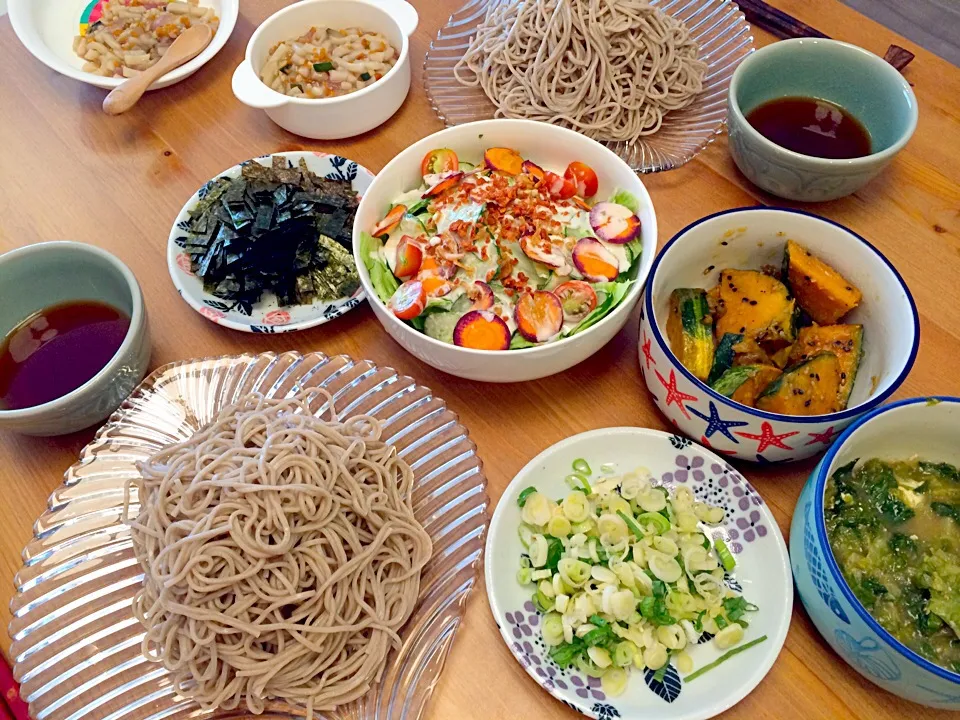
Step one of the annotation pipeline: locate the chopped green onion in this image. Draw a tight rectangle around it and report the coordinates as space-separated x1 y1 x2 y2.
359 71 371 81
572 458 592 475
549 640 584 668
618 510 645 540
600 462 617 474
567 473 592 494
653 663 669 683
517 568 533 585
715 614 728 630
637 512 671 534
715 538 736 572
517 486 538 508
684 635 768 682
519 555 531 569
313 61 335 72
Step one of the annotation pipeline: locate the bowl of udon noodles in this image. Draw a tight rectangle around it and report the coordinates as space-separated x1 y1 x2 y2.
231 0 419 139
8 352 489 719
424 0 755 173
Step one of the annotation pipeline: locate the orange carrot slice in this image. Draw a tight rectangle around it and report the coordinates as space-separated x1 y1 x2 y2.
484 147 524 175
515 290 563 342
453 311 511 350
371 204 405 237
572 237 619 282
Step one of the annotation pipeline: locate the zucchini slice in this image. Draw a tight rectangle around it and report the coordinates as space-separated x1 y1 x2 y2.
714 269 797 352
788 324 864 409
712 365 783 408
783 239 862 325
667 288 715 382
756 352 843 415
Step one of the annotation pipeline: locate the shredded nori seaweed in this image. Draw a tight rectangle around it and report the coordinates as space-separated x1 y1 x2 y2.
183 156 359 314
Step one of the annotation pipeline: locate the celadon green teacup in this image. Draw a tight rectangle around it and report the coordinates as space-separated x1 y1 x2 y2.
0 242 151 436
727 38 918 202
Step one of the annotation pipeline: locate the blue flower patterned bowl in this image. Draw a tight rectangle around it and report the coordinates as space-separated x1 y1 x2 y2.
487 427 793 720
166 151 374 333
792 396 960 708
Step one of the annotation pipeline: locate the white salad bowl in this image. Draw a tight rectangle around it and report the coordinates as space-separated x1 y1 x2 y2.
9 0 238 91
486 427 792 720
352 119 658 383
231 0 418 139
639 207 919 463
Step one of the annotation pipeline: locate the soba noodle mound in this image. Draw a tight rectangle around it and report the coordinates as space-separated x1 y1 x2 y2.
124 389 432 716
454 0 707 141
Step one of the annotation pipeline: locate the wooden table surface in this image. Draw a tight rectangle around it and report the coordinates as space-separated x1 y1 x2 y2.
0 0 958 718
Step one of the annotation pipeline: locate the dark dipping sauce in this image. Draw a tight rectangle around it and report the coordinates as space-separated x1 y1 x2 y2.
0 301 130 410
746 96 872 159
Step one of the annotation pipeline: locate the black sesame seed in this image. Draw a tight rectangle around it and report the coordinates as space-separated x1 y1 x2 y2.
741 297 749 303
749 300 758 306
804 399 812 407
721 241 729 246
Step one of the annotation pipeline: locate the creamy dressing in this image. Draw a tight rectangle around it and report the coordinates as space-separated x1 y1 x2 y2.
435 202 484 235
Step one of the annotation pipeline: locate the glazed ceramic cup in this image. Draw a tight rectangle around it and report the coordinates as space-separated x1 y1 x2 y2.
353 118 658 383
0 242 150 436
792 397 960 707
727 38 918 202
231 0 418 139
639 207 918 463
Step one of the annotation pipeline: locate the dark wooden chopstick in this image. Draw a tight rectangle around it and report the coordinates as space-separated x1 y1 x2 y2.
737 0 915 72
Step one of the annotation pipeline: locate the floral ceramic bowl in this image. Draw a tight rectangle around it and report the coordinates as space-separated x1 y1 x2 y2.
486 427 792 720
639 207 918 463
167 151 374 333
792 397 960 708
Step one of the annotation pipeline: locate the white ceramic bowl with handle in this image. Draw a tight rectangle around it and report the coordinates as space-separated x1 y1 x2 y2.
9 0 238 91
352 119 658 383
231 0 417 139
639 207 918 463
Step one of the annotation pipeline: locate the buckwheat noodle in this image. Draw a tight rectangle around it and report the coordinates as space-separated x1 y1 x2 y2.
124 389 432 717
454 0 707 141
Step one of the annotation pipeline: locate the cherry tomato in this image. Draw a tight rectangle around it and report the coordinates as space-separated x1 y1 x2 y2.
543 171 577 200
371 204 406 237
389 280 426 320
421 149 459 176
554 280 598 322
394 236 423 278
564 161 599 198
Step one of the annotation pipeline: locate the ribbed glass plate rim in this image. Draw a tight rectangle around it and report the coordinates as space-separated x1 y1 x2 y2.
424 0 755 173
8 351 490 720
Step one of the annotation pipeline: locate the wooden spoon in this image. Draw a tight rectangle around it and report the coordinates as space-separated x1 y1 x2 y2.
102 24 213 115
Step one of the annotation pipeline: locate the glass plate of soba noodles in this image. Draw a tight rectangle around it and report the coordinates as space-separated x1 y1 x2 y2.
424 0 755 172
8 351 489 720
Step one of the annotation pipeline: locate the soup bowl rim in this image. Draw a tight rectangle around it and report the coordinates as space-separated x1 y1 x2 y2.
811 394 960 684
0 240 144 419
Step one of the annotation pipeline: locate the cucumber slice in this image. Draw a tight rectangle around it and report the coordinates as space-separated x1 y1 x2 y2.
461 243 501 283
423 310 463 345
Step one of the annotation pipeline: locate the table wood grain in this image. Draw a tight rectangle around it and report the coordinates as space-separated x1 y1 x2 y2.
0 1 958 718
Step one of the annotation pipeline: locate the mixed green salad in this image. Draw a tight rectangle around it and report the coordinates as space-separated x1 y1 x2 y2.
360 147 644 350
515 459 766 697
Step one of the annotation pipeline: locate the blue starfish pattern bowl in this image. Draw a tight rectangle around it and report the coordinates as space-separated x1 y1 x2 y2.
640 207 918 463
793 397 960 708
486 427 793 719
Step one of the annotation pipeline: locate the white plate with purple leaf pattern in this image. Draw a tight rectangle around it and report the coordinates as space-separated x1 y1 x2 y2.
167 151 374 334
485 427 792 720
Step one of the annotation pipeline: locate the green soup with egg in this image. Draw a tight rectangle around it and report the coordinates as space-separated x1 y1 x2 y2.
825 458 960 673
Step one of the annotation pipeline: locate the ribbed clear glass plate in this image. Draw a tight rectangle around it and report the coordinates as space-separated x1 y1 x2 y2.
9 352 489 720
424 0 754 173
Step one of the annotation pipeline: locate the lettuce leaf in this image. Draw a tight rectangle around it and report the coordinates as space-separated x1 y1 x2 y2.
609 189 641 215
510 333 539 349
561 280 634 338
358 232 399 303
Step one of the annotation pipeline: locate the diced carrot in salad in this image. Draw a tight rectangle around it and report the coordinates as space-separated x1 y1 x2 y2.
358 149 644 350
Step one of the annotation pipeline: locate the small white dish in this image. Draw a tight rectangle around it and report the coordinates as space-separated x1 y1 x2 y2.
167 151 374 334
231 0 418 139
486 427 792 720
9 0 238 91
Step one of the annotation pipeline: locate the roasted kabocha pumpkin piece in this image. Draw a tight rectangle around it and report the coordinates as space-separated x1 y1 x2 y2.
783 239 862 324
788 324 864 409
713 269 797 352
711 365 783 407
707 332 743 385
732 336 774 366
667 288 715 381
756 352 843 415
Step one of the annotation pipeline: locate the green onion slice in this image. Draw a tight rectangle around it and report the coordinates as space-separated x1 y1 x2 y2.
572 458 592 475
715 538 736 572
313 61 335 72
566 473 592 494
684 635 768 682
517 486 538 508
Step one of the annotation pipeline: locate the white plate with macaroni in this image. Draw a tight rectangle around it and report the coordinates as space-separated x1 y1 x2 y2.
485 427 792 720
9 0 238 90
